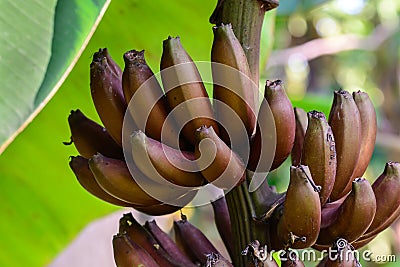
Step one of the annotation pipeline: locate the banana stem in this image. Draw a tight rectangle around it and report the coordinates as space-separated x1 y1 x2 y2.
210 1 279 266
225 183 252 266
226 175 272 266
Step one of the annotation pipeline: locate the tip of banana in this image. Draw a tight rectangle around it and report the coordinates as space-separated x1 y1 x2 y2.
69 109 79 115
308 110 325 120
68 109 85 122
353 177 366 183
265 79 283 90
195 125 215 140
123 50 145 64
69 155 87 170
130 130 146 145
93 48 108 62
384 161 400 176
212 23 232 31
164 35 180 43
89 153 104 164
335 89 351 97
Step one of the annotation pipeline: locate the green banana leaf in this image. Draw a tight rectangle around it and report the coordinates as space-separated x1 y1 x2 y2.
0 0 280 266
0 0 110 154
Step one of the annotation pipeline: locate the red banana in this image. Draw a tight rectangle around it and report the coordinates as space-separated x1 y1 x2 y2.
301 111 336 205
264 80 296 170
67 109 123 159
90 49 127 145
291 107 308 166
328 90 361 201
112 232 159 267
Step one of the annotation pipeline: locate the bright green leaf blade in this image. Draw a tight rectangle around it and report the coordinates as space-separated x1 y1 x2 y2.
0 0 216 266
0 0 110 155
34 0 110 105
0 0 56 152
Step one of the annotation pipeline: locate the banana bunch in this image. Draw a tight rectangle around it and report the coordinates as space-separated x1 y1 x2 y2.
113 212 232 267
65 22 400 267
267 89 400 264
67 24 256 215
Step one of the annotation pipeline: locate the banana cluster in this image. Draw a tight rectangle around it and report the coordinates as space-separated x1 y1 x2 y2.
268 89 400 266
66 22 400 267
112 212 232 267
67 24 259 215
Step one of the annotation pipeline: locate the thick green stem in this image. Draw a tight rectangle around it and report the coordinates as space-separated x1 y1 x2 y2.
225 183 253 266
210 1 279 266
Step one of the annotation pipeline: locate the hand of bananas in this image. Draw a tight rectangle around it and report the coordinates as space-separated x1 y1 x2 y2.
66 23 399 267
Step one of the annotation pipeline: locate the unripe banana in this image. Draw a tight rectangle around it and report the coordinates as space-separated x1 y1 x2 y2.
362 161 400 239
211 23 256 144
195 125 246 189
265 80 296 170
69 156 130 206
316 178 376 245
301 111 336 205
173 218 220 265
291 107 308 166
122 50 184 149
66 109 123 159
144 220 197 267
351 91 377 179
131 130 205 187
112 232 159 267
90 50 127 145
94 48 122 78
328 90 361 201
277 165 321 249
88 153 161 206
119 213 187 267
160 36 219 145
211 196 233 257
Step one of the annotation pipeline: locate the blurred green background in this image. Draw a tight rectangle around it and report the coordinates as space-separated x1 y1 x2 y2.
0 0 399 266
